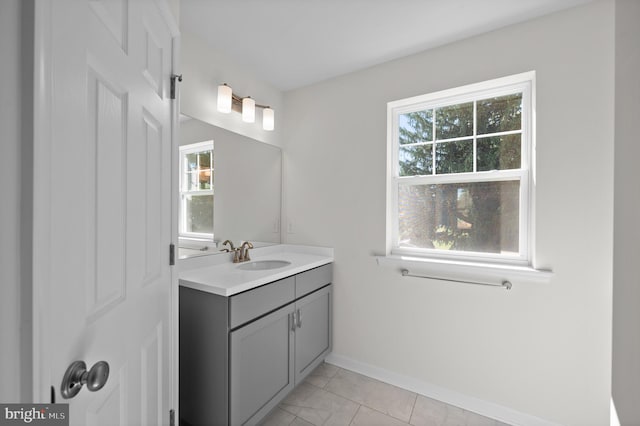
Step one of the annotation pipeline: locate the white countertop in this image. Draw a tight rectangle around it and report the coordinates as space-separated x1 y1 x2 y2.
178 244 334 296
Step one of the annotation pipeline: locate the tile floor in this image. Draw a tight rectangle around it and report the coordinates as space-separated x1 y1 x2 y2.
260 363 511 426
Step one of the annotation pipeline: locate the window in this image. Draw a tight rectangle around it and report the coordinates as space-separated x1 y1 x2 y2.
388 72 534 266
179 141 214 239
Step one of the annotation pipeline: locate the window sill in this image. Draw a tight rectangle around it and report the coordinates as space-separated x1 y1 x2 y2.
179 236 215 243
376 254 553 288
178 237 217 251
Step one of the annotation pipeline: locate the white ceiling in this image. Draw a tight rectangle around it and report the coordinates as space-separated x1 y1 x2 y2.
180 0 594 91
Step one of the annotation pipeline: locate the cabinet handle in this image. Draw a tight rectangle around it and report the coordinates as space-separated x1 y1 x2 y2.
289 313 296 332
296 309 302 328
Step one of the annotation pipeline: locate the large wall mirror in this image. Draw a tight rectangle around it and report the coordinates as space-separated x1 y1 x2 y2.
179 115 282 259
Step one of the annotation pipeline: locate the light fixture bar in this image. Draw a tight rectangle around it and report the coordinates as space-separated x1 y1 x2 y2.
230 94 270 109
217 83 275 130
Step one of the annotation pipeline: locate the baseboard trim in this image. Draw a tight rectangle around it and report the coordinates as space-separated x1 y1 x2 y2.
325 353 560 426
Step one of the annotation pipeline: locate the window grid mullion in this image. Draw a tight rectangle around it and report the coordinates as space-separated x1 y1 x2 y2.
473 100 477 173
476 129 522 139
196 153 201 191
408 129 522 146
433 135 477 144
400 141 431 149
431 108 436 176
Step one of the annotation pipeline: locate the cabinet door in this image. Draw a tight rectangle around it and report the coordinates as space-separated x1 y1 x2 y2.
230 303 296 426
294 285 332 385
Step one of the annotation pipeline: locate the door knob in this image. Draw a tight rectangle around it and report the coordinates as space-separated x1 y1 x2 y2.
61 360 110 399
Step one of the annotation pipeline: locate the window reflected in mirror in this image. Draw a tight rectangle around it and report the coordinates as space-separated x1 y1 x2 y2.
179 140 214 239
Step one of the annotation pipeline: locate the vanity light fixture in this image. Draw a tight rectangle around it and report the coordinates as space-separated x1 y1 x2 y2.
262 107 274 131
217 83 233 113
217 83 275 131
242 97 255 123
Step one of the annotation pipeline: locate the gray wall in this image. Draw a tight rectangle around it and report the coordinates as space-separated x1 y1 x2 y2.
283 2 614 424
0 0 33 403
613 0 640 424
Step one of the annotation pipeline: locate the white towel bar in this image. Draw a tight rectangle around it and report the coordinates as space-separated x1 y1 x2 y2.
400 269 512 290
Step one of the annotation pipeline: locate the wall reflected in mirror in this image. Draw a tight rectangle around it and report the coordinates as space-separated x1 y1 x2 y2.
179 115 282 260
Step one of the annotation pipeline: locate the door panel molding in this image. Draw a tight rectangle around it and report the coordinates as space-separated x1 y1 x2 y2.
142 23 164 98
142 109 163 285
89 0 129 54
86 66 128 322
141 323 163 426
86 364 128 426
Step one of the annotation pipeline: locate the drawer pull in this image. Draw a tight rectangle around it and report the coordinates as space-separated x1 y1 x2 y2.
289 313 296 331
296 309 302 328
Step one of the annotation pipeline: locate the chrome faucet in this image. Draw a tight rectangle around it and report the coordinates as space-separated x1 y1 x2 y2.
239 241 254 262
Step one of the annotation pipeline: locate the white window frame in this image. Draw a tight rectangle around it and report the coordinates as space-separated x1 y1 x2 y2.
179 140 214 240
387 72 536 267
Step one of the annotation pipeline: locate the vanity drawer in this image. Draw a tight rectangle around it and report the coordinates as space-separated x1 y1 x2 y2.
230 276 295 328
295 264 333 298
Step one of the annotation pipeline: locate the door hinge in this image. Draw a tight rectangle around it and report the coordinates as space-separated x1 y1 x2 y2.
170 74 182 100
169 409 175 426
169 243 175 266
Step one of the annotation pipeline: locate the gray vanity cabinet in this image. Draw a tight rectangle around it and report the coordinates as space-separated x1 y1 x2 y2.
294 285 332 385
179 263 332 426
229 303 295 426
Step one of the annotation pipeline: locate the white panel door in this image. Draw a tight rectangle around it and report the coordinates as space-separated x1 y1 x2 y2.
34 0 175 424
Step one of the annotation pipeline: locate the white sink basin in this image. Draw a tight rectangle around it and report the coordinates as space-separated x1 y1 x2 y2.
236 260 292 271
